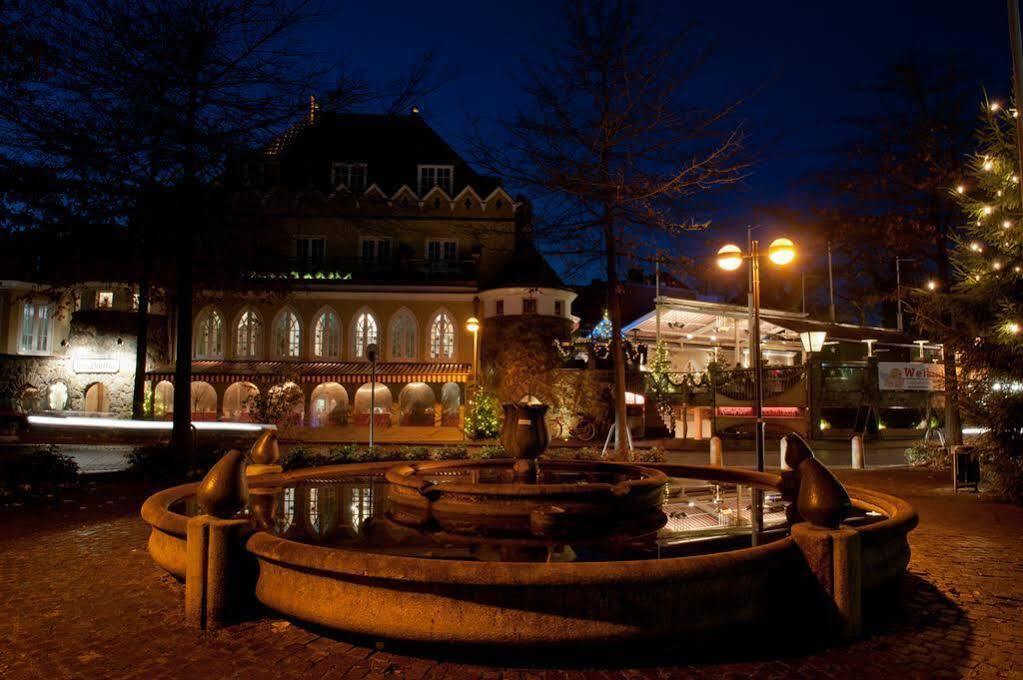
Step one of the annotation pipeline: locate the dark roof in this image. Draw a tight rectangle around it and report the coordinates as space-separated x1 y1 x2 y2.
241 112 501 196
484 239 566 290
761 315 924 345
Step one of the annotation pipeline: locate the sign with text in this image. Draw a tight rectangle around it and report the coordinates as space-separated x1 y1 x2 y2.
878 362 943 391
72 358 120 374
716 406 803 418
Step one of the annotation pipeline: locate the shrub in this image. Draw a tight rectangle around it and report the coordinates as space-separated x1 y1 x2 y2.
398 446 430 461
545 446 601 461
125 444 225 482
977 434 1023 504
431 445 469 461
904 441 949 470
0 446 79 495
470 445 506 460
636 446 667 464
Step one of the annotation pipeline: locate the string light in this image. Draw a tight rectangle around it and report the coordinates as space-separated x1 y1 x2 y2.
993 261 1003 271
956 184 966 193
983 159 994 171
1007 322 1021 335
982 205 993 215
990 101 1001 112
1004 220 1013 229
926 280 938 291
970 242 984 252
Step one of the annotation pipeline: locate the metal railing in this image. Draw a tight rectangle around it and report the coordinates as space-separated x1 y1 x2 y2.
715 366 806 401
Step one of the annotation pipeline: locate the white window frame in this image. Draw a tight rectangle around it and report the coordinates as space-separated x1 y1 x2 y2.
312 308 341 358
95 290 114 309
359 236 392 263
19 301 54 355
331 162 368 193
425 237 458 262
428 309 457 359
273 308 303 359
194 307 225 359
388 308 418 360
295 236 326 265
351 308 379 360
417 164 454 195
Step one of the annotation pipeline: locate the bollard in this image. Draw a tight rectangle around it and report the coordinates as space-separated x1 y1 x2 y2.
851 435 865 470
709 436 723 466
780 437 791 471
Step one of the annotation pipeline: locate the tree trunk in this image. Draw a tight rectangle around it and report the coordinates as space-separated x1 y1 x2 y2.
170 249 194 456
131 277 150 419
605 221 630 460
936 223 963 446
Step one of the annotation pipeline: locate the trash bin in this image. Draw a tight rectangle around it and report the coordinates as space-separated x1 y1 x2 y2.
952 445 980 492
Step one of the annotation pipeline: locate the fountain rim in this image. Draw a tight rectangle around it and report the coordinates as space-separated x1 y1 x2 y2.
384 458 669 498
142 460 917 581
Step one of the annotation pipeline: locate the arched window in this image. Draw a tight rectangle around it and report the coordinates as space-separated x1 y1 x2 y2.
273 309 302 358
235 308 262 358
352 309 378 359
194 307 224 358
429 310 455 359
313 309 341 358
388 309 417 360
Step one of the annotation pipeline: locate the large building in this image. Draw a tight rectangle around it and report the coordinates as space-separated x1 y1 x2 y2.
0 111 576 436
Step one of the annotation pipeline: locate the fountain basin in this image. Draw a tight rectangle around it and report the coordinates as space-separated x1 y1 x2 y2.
385 458 668 540
141 461 917 645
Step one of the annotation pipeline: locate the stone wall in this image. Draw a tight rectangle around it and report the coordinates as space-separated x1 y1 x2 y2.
478 314 572 403
0 310 168 416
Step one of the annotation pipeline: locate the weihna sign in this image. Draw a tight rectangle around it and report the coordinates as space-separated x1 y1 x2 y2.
715 406 803 418
877 362 944 391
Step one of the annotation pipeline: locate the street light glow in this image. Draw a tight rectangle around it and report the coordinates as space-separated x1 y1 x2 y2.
716 244 743 271
768 238 796 265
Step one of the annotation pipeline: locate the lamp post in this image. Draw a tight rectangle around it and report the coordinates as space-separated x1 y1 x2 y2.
717 236 796 545
367 343 378 448
466 316 480 385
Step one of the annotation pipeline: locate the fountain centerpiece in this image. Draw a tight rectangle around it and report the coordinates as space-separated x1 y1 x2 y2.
385 400 668 540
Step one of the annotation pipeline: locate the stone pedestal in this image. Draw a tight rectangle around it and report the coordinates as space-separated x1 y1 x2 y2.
791 522 862 639
185 515 252 630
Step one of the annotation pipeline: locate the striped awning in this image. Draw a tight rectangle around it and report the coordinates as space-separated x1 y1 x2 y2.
146 360 470 385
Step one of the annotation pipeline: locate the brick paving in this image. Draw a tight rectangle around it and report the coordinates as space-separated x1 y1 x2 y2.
0 467 1021 679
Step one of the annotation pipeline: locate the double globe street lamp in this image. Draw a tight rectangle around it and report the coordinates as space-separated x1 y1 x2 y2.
716 236 796 544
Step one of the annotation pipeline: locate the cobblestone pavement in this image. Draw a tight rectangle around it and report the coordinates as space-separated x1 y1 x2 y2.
0 467 1021 679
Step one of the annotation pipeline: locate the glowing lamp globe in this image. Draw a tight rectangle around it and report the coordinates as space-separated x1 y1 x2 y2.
716 244 743 271
768 238 796 265
466 316 480 333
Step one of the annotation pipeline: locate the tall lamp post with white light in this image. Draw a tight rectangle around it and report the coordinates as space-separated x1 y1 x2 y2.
466 316 480 385
717 236 797 544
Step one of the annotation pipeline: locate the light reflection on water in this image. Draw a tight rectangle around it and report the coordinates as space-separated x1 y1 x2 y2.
171 473 794 563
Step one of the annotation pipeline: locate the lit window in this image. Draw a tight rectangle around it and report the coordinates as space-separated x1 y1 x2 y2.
429 311 455 359
554 300 564 317
96 291 114 309
194 308 224 358
360 237 391 263
131 292 140 311
273 310 302 358
353 310 378 359
313 309 341 357
236 309 262 358
331 162 367 193
523 298 537 314
495 300 504 316
295 237 325 266
389 310 417 359
19 302 53 354
417 165 453 195
426 238 458 262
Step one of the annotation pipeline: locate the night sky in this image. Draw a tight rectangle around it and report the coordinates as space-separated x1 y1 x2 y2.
304 1 1010 281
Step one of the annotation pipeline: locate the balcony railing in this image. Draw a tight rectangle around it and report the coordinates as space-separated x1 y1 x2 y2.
715 367 806 401
248 256 479 284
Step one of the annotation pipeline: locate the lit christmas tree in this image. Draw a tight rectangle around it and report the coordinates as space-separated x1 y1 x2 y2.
464 389 501 440
921 96 1023 502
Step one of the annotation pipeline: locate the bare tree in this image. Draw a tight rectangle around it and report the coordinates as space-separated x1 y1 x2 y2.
473 0 748 458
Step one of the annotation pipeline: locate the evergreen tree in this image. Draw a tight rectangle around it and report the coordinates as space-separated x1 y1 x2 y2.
917 96 1023 502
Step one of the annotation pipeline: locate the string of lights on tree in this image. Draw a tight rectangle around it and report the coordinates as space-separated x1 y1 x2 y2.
951 96 1023 342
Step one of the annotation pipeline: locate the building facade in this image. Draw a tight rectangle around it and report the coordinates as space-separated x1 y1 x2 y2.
0 112 577 436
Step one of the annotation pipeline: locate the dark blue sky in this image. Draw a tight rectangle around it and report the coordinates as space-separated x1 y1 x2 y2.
305 1 1010 278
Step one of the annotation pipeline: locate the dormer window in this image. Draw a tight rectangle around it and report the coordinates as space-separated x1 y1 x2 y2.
418 165 453 195
331 162 367 193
